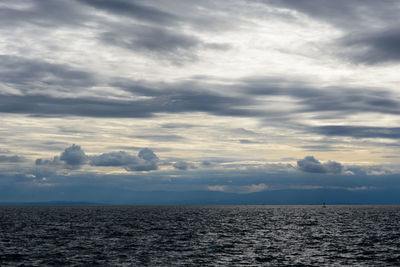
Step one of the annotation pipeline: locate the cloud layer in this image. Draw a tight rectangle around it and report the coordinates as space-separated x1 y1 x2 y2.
1 1 400 203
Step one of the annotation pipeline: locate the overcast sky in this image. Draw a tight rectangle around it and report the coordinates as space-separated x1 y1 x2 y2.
1 0 400 204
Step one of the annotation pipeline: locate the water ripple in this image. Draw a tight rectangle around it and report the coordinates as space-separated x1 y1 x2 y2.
1 205 400 266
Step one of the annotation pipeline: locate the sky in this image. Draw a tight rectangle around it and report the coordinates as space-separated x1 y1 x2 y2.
1 0 400 204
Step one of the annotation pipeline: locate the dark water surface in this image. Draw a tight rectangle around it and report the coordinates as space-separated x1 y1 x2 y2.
1 205 400 266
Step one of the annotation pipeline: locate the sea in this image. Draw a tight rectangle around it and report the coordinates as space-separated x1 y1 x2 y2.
1 205 400 266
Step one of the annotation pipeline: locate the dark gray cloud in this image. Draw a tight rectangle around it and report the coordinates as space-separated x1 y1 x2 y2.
0 55 95 93
267 0 400 29
265 0 400 64
201 161 214 167
60 144 88 166
0 1 229 65
161 123 197 129
0 81 255 118
0 94 153 118
90 148 159 172
36 146 160 172
100 24 228 64
297 156 343 174
112 79 258 116
241 77 400 117
138 148 158 162
173 161 196 171
2 75 400 142
0 0 86 28
81 1 231 64
78 0 178 25
34 156 63 179
297 157 327 174
125 161 158 172
1 46 400 142
300 145 335 152
124 148 159 171
339 29 400 64
35 157 60 166
314 126 400 139
133 135 185 142
0 155 25 163
90 151 136 167
239 139 264 144
80 0 231 63
100 26 200 63
76 0 239 32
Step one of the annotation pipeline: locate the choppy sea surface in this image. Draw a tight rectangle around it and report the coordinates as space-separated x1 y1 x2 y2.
1 205 400 266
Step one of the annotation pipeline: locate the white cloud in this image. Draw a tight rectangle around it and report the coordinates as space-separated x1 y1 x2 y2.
207 183 268 194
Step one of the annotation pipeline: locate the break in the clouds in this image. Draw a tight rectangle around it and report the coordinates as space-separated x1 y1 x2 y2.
1 0 400 203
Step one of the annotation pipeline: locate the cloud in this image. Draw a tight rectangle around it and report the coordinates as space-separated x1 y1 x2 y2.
201 161 214 167
314 126 400 139
0 0 86 28
90 148 159 172
0 55 96 94
0 0 229 66
125 161 158 172
2 73 399 130
2 75 400 144
173 161 196 171
100 26 201 63
207 183 268 194
35 146 160 172
299 145 335 152
90 151 136 166
133 135 185 142
0 81 254 118
239 139 263 144
34 156 63 179
297 156 343 174
242 77 400 117
138 148 158 161
267 0 400 30
127 148 159 171
35 157 61 166
99 24 228 64
161 123 196 129
78 0 233 65
0 155 25 163
78 0 178 25
60 144 87 166
266 1 400 64
339 28 400 64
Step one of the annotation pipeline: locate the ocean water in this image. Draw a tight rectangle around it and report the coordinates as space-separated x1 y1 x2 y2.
1 205 400 266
